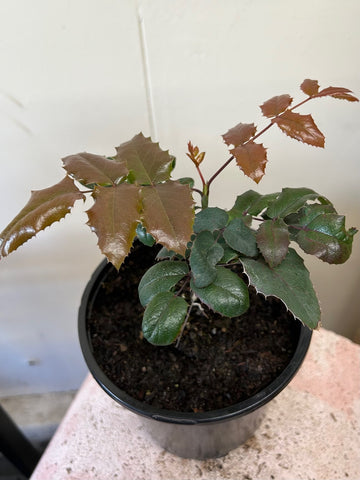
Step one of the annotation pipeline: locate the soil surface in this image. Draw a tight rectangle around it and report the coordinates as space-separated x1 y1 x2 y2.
87 241 299 413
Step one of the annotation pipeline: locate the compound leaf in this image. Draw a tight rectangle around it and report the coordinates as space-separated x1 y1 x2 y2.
0 176 84 258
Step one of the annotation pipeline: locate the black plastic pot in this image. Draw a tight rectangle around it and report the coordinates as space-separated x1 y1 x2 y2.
78 258 312 460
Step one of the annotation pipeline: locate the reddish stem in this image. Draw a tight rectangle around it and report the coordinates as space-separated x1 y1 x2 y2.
206 94 315 192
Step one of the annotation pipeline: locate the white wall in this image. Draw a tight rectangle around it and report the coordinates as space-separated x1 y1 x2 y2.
0 0 359 395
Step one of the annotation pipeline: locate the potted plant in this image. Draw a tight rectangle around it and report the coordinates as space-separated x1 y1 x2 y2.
0 79 358 459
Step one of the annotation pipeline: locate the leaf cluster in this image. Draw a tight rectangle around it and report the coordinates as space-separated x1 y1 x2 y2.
0 79 358 347
138 187 356 345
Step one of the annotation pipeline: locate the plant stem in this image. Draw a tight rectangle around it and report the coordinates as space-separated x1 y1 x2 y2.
205 94 315 195
175 302 194 348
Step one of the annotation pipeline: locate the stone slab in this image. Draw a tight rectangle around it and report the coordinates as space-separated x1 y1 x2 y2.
30 329 360 480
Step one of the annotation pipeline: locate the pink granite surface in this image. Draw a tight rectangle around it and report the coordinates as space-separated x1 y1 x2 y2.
30 329 360 480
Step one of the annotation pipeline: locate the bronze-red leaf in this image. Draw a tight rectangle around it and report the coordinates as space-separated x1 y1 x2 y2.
62 152 128 186
222 123 257 147
300 79 320 96
315 86 359 102
86 184 141 269
0 176 84 258
231 142 267 184
273 111 325 148
141 181 194 256
260 94 293 118
115 133 175 185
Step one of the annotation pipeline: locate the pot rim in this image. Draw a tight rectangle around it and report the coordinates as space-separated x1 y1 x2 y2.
79 258 312 425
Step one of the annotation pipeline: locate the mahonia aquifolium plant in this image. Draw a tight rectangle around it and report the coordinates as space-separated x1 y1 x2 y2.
0 79 358 345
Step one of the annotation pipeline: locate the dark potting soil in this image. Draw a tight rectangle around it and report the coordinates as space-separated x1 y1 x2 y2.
87 241 299 413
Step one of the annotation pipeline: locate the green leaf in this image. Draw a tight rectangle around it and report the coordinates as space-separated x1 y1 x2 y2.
218 237 239 263
191 267 249 318
86 184 140 269
178 177 195 188
289 206 357 264
136 224 155 247
138 260 189 306
0 176 85 258
285 203 336 232
62 152 128 186
256 218 290 267
193 207 229 233
241 248 320 329
156 247 177 260
141 181 194 256
228 190 279 221
115 133 175 185
189 231 224 288
223 218 258 257
142 292 188 346
265 187 331 219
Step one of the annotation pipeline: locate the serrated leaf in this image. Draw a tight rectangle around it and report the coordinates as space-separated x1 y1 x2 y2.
231 141 267 184
0 176 84 258
115 133 175 185
138 260 189 306
193 207 228 233
300 79 320 96
314 86 359 102
289 207 357 264
266 187 331 219
141 181 194 256
260 94 293 118
223 218 258 257
142 292 188 346
190 231 224 288
256 218 290 267
87 184 140 269
62 152 128 186
228 190 279 221
191 267 249 318
241 248 320 329
273 111 325 147
222 123 257 147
